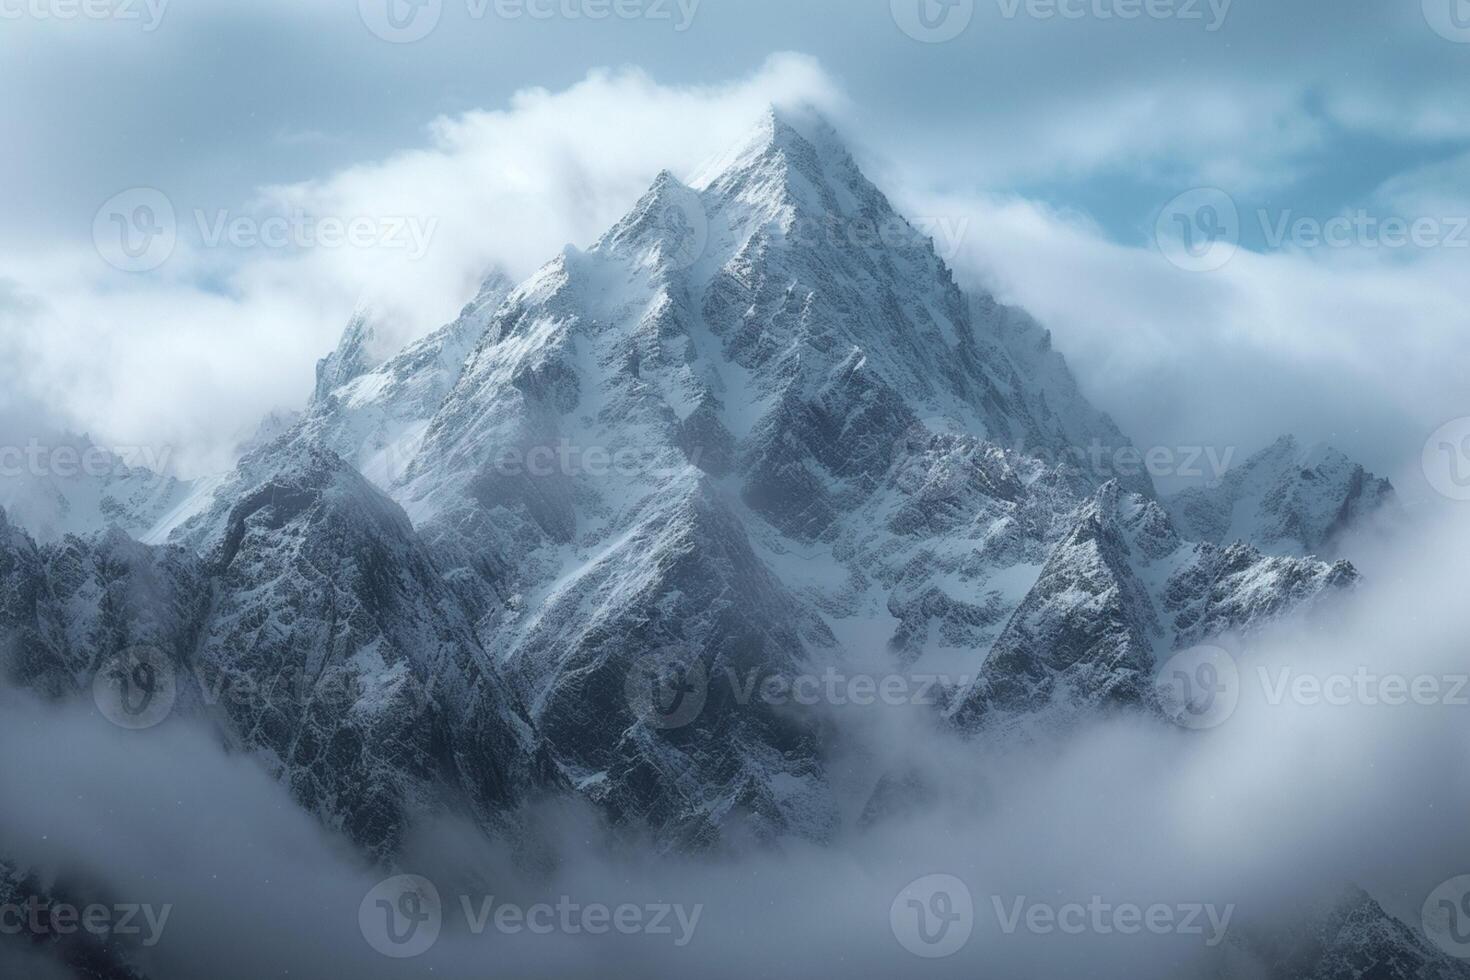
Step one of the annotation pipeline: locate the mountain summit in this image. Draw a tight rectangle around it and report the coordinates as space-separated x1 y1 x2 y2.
5 108 1365 852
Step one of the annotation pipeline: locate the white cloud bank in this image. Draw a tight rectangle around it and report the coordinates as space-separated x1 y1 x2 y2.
3 503 1470 978
1 51 1465 498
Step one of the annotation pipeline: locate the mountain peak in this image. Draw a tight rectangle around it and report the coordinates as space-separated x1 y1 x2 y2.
762 103 847 154
690 104 863 202
1165 434 1397 558
312 310 381 405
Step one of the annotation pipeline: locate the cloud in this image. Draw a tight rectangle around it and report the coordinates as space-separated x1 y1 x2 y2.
0 49 1464 495
4 504 1470 978
903 183 1470 496
0 54 841 477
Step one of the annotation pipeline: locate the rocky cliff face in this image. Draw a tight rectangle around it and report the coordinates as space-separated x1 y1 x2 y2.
0 107 1424 979
2 444 545 859
14 109 1369 852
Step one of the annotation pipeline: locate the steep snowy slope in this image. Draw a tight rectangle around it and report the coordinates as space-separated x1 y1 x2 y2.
2 444 546 856
6 109 1364 856
948 482 1356 731
298 272 517 490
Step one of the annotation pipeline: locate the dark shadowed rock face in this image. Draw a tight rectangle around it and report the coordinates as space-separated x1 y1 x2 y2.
0 863 152 980
78 110 1357 853
187 443 539 855
0 111 1420 976
518 477 840 847
0 445 543 859
1232 887 1470 980
946 483 1356 732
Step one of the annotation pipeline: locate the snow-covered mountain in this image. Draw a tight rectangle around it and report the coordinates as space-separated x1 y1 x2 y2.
1 106 1434 978
300 273 517 491
0 433 190 546
1166 435 1397 558
9 107 1370 849
1 448 548 857
948 481 1356 732
1233 886 1470 980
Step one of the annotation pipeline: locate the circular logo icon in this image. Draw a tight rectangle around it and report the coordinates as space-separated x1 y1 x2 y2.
625 646 709 730
890 873 974 958
1424 0 1470 43
1423 418 1470 502
889 418 970 499
1156 188 1240 273
1154 644 1240 730
358 0 442 42
892 0 975 43
93 188 176 273
93 646 177 730
360 875 443 959
1423 876 1470 958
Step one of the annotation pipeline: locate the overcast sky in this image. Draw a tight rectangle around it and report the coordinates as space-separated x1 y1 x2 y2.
2 0 1467 493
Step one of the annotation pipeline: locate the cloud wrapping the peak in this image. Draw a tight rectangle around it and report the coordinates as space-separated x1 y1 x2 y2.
0 54 841 476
